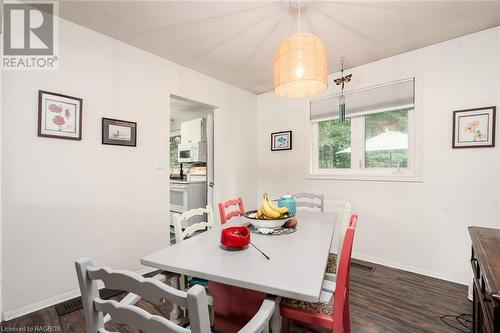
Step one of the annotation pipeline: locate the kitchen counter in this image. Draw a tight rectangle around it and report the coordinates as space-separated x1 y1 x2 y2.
169 178 206 184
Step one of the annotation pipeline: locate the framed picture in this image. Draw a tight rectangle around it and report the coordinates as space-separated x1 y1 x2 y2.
102 118 137 147
271 131 292 151
452 106 496 148
38 90 83 140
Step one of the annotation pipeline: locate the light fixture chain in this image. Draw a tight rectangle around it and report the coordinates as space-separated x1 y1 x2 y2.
298 0 301 34
298 0 302 64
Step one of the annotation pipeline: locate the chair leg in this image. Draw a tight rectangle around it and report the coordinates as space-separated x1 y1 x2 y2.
282 318 290 333
343 294 351 333
209 303 215 327
270 297 282 333
169 276 181 322
179 275 189 318
179 275 187 291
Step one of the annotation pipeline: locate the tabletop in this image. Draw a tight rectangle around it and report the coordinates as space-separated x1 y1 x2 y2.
141 211 336 302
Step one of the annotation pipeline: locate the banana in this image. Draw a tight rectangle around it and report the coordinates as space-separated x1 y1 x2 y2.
255 193 289 219
261 198 281 219
265 194 288 215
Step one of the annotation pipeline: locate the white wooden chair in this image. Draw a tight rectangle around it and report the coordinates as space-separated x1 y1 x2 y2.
172 205 218 324
292 192 325 212
172 205 218 243
323 202 352 293
75 258 277 333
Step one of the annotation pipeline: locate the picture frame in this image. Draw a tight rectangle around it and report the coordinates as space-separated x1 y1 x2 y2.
102 118 137 147
452 106 496 148
38 90 83 140
271 130 292 151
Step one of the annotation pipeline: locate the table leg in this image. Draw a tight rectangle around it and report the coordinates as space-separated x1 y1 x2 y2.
270 297 281 333
169 275 182 322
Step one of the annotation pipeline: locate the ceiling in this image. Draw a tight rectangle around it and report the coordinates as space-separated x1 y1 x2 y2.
59 1 500 94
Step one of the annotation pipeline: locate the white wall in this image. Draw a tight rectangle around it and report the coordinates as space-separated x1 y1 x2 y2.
498 28 500 229
1 18 257 318
0 61 3 318
257 27 500 285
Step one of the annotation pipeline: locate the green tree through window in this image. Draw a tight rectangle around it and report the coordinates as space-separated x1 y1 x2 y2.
318 118 351 168
318 109 410 169
170 135 181 169
365 109 408 168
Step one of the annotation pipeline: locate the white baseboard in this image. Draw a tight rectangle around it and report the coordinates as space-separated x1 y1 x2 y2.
2 266 158 321
3 289 81 321
352 251 469 286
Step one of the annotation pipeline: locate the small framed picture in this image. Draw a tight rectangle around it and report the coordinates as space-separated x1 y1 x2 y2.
452 107 496 148
271 131 292 151
102 118 137 147
38 90 83 140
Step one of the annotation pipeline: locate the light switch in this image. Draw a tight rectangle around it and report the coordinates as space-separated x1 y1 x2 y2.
156 162 165 169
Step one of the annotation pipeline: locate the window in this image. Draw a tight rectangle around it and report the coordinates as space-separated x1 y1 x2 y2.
364 109 408 168
170 135 181 169
318 118 351 169
310 78 421 181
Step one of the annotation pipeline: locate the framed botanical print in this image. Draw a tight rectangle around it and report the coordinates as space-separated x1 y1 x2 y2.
271 130 292 151
452 106 496 148
38 90 83 140
102 118 137 147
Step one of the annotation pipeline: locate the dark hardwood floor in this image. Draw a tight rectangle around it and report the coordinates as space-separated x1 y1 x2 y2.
1 259 471 333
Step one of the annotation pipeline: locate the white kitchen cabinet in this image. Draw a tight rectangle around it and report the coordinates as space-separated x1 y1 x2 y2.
181 118 206 144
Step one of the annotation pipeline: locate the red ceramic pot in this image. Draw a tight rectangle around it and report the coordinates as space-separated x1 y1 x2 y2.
221 226 250 248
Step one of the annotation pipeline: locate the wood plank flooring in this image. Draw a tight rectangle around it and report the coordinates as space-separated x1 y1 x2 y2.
1 259 471 333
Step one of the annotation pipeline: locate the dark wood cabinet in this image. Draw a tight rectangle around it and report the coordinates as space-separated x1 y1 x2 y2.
469 227 500 333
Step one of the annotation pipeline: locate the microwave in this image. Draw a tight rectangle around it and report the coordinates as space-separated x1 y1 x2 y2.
178 142 207 163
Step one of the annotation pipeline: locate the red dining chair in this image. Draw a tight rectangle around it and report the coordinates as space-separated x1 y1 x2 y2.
218 197 245 224
280 214 359 333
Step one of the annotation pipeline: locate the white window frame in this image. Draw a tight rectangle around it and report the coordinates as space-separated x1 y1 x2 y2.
307 75 423 182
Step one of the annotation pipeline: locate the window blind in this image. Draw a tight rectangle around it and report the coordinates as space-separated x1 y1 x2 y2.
310 78 415 122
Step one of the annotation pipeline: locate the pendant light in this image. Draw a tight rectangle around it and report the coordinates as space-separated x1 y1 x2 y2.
273 1 328 98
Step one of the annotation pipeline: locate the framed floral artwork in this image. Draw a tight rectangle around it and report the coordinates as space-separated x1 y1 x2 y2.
271 130 292 151
38 90 83 140
452 107 496 148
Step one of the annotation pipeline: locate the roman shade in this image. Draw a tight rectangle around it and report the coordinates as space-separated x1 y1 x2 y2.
310 78 415 122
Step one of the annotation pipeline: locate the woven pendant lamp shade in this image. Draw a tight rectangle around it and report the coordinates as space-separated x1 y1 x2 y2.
273 32 328 97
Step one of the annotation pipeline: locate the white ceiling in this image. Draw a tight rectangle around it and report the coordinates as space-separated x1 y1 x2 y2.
59 1 500 94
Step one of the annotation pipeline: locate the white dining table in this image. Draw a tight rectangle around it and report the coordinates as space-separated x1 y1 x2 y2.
141 210 336 331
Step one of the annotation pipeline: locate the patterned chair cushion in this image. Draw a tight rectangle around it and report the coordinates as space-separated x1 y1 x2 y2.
281 292 334 316
187 277 209 288
326 253 337 274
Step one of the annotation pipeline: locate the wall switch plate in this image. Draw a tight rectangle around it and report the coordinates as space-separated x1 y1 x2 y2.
156 162 165 169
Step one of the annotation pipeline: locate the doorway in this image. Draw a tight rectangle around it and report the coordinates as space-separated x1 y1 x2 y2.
169 95 215 238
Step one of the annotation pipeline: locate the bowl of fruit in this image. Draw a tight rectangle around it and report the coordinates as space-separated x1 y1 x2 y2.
244 193 290 229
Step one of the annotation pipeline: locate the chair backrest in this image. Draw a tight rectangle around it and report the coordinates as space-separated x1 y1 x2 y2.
292 192 324 212
173 205 217 243
336 202 352 274
218 197 245 224
75 258 211 333
332 214 359 333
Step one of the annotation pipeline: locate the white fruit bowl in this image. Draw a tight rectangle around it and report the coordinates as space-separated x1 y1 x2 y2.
249 219 287 229
243 210 288 229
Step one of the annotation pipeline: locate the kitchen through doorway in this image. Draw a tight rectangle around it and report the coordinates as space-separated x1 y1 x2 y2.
169 95 215 243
